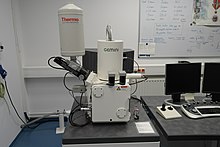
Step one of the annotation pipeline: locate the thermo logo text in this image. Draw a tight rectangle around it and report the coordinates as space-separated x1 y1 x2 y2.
61 17 80 22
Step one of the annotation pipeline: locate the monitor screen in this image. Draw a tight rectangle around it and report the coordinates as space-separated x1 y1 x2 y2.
202 63 220 101
165 63 201 102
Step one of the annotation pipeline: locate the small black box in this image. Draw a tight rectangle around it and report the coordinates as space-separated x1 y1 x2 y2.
82 48 134 73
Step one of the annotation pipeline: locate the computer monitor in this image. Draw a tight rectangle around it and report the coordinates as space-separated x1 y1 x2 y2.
202 63 220 102
165 63 201 104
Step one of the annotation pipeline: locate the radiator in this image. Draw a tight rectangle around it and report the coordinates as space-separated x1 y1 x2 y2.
131 78 205 98
131 78 165 97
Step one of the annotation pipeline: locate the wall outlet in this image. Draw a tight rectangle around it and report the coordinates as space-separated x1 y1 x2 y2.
134 68 146 73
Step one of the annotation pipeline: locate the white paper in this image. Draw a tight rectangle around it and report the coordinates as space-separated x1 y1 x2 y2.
138 43 156 56
135 121 155 134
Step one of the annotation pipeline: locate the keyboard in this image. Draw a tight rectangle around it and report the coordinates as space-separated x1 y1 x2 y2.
181 101 220 119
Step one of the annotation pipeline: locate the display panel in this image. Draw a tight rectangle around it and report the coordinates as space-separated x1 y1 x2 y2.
165 63 201 102
202 63 220 101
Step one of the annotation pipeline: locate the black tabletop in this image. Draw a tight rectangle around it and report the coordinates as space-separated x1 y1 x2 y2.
62 98 159 144
141 96 220 141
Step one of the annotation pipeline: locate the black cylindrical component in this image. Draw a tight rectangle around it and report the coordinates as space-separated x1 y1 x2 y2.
119 71 126 85
108 72 115 86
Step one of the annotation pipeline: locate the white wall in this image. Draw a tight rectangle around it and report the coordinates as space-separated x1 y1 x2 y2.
16 0 220 77
14 0 141 114
0 0 26 146
25 77 82 114
17 0 139 68
13 0 220 114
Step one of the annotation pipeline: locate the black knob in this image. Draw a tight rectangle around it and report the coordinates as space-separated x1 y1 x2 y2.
161 104 166 111
167 106 173 110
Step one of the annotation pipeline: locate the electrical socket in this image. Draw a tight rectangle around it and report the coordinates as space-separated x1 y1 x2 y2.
134 68 146 73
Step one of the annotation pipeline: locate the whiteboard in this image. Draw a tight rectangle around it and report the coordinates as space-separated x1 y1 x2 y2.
138 0 220 58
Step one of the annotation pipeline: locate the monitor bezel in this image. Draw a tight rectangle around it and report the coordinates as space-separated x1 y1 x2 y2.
165 62 202 102
202 62 220 102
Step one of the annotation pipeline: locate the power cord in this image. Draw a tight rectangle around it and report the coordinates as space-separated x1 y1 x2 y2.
131 79 138 95
62 72 90 127
0 81 11 114
68 92 91 127
123 57 140 71
4 79 26 124
130 77 148 96
1 65 61 128
48 56 66 70
63 72 75 91
20 112 59 128
130 95 143 103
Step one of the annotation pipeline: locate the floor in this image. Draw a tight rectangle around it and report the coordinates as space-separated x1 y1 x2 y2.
10 120 63 147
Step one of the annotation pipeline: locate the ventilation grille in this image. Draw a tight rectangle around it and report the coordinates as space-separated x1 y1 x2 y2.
132 78 205 97
131 78 165 97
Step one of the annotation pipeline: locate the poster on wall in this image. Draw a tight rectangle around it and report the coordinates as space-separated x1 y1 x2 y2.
193 0 220 25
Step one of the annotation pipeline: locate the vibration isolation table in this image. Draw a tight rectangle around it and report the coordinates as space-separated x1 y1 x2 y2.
141 96 220 147
62 98 160 147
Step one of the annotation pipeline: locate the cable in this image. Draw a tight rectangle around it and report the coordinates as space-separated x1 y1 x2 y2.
4 77 68 129
202 97 212 102
123 57 140 71
21 112 59 128
25 119 60 129
4 79 26 124
80 81 86 106
129 77 148 85
130 77 148 96
79 92 83 106
69 84 90 126
69 107 91 127
56 58 89 127
48 56 66 70
131 79 138 95
0 83 11 114
68 90 79 104
164 98 182 108
2 97 11 114
63 72 87 105
68 91 89 127
130 95 142 103
3 97 11 114
63 72 74 91
66 78 90 127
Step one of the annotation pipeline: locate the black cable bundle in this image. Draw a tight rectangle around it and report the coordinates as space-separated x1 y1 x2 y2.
68 92 91 127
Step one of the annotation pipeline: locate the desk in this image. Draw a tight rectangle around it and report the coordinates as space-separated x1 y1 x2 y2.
62 99 160 147
141 96 220 147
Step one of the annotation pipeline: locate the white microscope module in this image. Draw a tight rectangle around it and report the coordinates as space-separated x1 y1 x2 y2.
91 83 131 123
55 4 146 123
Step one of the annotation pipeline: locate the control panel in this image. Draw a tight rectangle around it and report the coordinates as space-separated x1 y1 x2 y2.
181 100 220 119
156 104 182 119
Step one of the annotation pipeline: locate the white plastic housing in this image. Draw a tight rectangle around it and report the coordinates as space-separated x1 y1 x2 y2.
58 4 85 57
97 40 123 80
91 84 131 122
